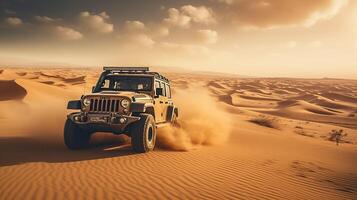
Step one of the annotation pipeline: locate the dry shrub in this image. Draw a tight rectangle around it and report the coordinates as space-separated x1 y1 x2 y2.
328 129 348 143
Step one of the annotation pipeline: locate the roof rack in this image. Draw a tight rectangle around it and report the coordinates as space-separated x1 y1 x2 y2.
148 72 169 82
102 66 170 83
103 66 149 72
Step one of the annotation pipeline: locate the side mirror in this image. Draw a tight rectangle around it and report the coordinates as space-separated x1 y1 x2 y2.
155 88 163 96
67 100 81 110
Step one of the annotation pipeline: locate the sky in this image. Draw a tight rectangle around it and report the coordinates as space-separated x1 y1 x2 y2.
0 0 356 78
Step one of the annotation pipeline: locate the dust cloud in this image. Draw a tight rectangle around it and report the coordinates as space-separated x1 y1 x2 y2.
157 87 232 151
6 100 68 143
4 86 231 150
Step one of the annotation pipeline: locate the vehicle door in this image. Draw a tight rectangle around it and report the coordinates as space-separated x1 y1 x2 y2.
154 81 165 123
162 83 172 122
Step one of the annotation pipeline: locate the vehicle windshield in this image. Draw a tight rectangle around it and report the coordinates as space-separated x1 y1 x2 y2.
98 75 153 91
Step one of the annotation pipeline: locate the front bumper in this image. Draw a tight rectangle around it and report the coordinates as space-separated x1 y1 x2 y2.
68 112 140 134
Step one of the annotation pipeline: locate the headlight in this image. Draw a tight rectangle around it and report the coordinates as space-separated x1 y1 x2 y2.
121 99 130 108
83 98 91 107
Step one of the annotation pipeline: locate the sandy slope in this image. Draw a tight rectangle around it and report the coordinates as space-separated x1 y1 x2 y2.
0 68 357 200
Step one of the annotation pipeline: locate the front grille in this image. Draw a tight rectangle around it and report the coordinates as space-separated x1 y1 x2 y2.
89 97 120 113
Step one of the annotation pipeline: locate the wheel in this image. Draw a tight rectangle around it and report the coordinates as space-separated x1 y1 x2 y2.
130 114 156 153
64 119 90 150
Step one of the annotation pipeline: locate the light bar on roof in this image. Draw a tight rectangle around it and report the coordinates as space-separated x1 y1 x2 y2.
103 66 149 72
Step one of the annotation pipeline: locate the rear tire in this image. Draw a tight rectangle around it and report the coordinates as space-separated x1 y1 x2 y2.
64 119 90 150
131 114 156 153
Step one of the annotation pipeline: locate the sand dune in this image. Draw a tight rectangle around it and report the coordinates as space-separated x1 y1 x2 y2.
205 78 357 130
38 72 63 79
320 92 357 104
16 72 27 76
0 80 27 101
62 76 86 85
0 68 357 200
280 100 338 115
40 80 55 85
310 95 355 111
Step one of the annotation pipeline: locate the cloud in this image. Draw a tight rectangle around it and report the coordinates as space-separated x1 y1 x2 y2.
195 29 218 44
181 5 216 24
159 42 210 55
164 5 215 28
79 11 114 33
121 19 169 41
4 17 23 27
164 8 192 28
215 0 349 28
118 33 155 47
35 16 60 23
120 20 156 46
124 20 146 31
152 26 170 37
132 33 155 46
215 0 235 4
144 22 170 38
98 12 109 19
118 18 172 48
54 26 83 40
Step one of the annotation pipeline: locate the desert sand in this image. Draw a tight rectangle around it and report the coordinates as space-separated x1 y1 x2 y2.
0 67 356 200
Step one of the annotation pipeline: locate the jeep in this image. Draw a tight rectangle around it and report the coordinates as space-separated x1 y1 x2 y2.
64 67 178 153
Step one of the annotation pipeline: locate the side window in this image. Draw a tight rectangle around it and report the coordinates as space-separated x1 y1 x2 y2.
155 81 160 96
166 84 171 98
155 81 160 89
162 82 167 97
155 80 170 97
155 81 167 96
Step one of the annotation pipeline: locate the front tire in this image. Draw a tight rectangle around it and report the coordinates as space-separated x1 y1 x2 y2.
131 114 156 153
64 119 90 150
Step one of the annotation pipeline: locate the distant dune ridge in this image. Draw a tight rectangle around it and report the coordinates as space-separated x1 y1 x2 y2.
0 68 357 200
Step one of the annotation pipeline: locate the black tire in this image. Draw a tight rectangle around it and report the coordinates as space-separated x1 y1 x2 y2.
131 114 156 153
64 119 90 150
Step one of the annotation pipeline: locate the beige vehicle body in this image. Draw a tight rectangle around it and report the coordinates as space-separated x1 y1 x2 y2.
65 67 178 152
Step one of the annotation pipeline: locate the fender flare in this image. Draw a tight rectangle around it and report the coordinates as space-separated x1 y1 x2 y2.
130 102 155 118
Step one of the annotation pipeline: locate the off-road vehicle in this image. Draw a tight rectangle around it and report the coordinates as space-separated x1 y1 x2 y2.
64 67 178 153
